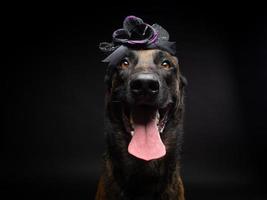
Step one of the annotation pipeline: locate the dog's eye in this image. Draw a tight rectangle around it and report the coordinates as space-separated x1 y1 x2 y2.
161 60 171 69
119 59 130 69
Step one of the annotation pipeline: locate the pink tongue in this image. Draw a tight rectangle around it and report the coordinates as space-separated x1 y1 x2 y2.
128 117 166 161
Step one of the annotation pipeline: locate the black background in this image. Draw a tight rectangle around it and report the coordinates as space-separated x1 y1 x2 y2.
3 2 267 200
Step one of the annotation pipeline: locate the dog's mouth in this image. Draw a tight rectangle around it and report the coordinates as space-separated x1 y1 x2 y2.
122 104 172 161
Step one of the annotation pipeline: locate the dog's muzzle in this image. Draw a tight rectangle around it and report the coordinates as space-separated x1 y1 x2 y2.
129 73 160 104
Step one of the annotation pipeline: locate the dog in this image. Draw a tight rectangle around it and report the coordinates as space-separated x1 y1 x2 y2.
96 16 186 200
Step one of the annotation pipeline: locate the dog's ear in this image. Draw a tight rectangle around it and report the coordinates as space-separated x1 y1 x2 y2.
104 73 111 87
104 77 111 94
179 74 187 88
177 74 187 107
104 66 114 91
104 66 120 94
172 55 187 89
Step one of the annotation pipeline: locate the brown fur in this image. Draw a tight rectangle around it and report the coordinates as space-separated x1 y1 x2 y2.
96 49 186 200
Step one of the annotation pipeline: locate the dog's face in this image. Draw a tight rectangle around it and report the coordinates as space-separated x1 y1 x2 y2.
105 49 185 161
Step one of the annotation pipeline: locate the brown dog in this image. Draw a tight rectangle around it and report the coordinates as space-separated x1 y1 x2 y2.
96 16 186 200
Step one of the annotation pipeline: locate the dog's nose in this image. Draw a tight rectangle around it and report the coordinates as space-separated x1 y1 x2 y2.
130 74 159 97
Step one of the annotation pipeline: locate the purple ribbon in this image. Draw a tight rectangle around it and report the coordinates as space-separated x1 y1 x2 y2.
100 16 176 64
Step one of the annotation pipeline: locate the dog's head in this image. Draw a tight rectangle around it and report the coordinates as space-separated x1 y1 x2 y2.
100 16 186 162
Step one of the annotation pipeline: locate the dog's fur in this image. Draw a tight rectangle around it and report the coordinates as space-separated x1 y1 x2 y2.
96 49 186 200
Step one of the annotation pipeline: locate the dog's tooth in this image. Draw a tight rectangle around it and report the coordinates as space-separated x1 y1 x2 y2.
160 124 165 133
156 110 160 124
131 131 134 136
156 110 160 119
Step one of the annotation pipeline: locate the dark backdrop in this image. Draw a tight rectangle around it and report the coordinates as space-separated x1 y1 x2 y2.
3 3 267 200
